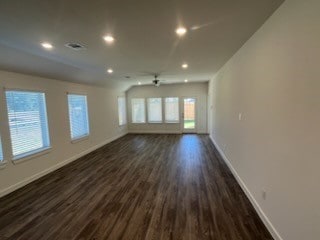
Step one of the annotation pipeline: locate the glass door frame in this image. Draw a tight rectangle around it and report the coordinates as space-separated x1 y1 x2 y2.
181 97 197 133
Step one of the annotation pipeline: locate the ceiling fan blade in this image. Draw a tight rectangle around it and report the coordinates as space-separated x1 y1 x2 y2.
138 70 166 76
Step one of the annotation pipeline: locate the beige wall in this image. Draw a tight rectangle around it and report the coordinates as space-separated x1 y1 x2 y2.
127 82 208 134
208 0 320 240
0 70 127 196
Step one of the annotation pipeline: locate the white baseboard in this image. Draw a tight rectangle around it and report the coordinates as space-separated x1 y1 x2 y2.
129 130 209 134
129 130 182 134
209 134 283 240
0 132 127 198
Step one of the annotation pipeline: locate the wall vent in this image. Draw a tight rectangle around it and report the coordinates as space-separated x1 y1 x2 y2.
65 43 86 50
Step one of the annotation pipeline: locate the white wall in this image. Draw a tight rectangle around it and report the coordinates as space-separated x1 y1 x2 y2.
0 70 127 196
127 82 208 134
208 1 320 240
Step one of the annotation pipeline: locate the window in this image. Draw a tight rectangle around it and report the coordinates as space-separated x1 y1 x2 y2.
131 98 145 123
68 94 90 140
165 97 179 123
6 90 50 159
0 136 3 162
147 98 162 123
118 97 127 126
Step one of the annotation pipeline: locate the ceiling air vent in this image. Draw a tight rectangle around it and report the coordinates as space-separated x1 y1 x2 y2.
65 43 86 50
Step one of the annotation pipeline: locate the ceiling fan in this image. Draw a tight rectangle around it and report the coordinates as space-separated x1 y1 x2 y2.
152 74 161 87
137 71 168 86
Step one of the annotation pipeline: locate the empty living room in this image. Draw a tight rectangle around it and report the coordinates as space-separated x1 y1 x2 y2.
0 0 319 239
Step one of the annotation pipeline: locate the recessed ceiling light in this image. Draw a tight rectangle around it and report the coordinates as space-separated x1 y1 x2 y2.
182 63 188 69
103 35 115 43
138 82 141 85
41 42 53 50
184 79 188 82
107 68 113 74
176 27 187 36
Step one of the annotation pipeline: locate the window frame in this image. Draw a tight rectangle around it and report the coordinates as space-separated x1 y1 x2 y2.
117 96 127 126
4 88 52 162
164 97 180 123
147 97 163 123
0 135 6 168
67 92 90 143
131 98 146 124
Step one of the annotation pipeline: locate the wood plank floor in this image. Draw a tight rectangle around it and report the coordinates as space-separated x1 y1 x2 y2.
0 134 273 240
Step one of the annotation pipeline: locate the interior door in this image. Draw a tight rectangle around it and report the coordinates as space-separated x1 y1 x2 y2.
182 97 197 133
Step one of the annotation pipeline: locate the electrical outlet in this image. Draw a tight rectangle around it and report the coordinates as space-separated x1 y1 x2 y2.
262 190 267 200
238 113 242 121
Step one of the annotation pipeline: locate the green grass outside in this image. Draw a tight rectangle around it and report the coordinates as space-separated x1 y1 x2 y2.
184 120 195 129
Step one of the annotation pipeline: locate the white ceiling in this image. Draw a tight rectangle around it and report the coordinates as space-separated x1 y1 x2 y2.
0 0 283 89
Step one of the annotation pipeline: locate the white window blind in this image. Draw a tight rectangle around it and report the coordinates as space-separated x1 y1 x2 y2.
165 97 179 123
118 97 127 126
131 98 145 123
68 94 90 140
148 98 162 123
0 136 3 161
6 90 50 159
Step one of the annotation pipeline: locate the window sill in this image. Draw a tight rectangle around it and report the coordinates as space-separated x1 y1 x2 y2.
165 121 180 124
0 161 7 170
13 147 52 165
71 135 89 144
132 122 146 124
148 122 163 124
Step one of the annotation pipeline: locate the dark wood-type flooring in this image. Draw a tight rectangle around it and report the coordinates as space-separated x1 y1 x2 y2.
0 134 273 240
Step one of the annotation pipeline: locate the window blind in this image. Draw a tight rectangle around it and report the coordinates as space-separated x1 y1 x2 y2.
68 94 90 140
165 97 179 122
148 98 162 123
5 90 50 159
118 97 127 126
132 98 145 123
